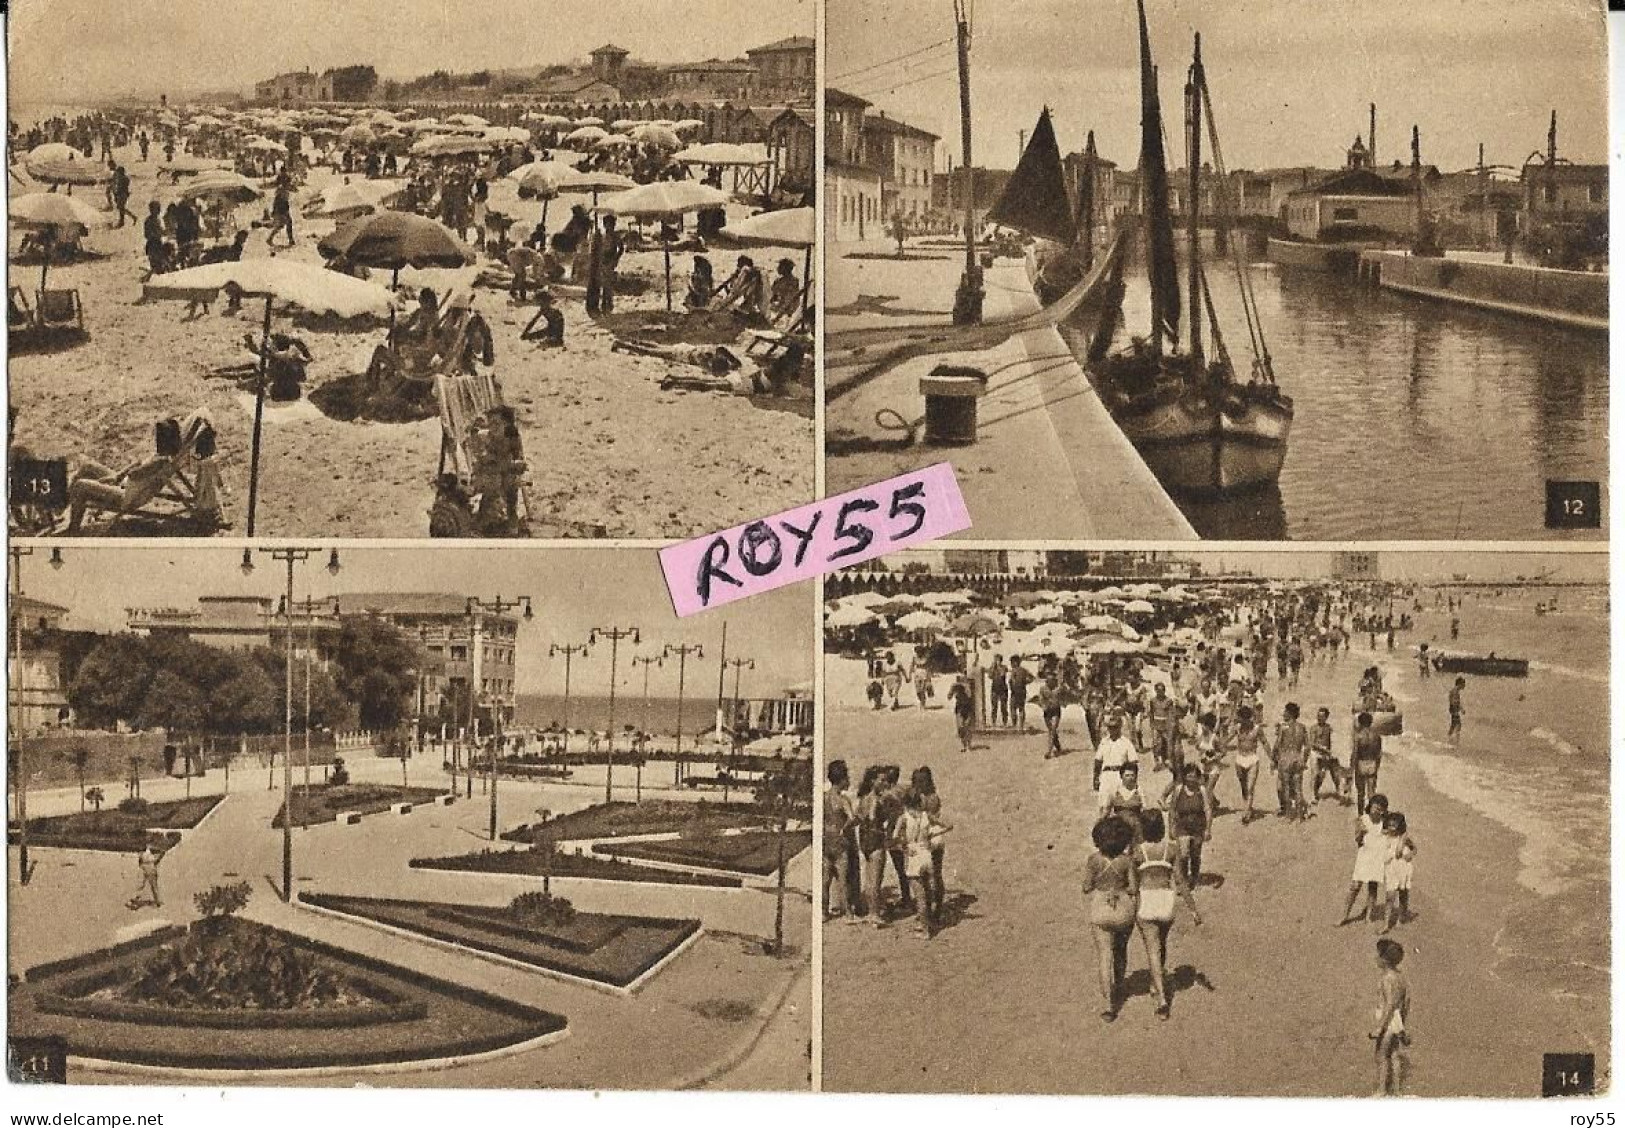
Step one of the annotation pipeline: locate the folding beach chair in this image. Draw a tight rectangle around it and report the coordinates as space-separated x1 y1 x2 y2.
66 411 229 535
9 286 33 330
35 288 85 334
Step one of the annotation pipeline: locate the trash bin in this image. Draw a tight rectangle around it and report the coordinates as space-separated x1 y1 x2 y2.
920 365 989 446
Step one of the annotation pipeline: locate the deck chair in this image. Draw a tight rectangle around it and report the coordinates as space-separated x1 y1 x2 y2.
65 410 229 534
9 286 33 330
35 288 85 334
744 303 813 363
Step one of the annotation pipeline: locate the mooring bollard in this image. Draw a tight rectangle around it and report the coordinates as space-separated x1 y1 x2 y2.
920 365 990 446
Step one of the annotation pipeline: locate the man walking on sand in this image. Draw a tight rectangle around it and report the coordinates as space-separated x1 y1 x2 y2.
1447 677 1466 740
1037 673 1063 758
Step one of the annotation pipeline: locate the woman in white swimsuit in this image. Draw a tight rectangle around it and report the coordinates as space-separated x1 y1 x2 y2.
1231 706 1266 824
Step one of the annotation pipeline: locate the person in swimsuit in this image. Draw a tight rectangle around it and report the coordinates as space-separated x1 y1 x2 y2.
1081 815 1139 1023
1447 677 1466 740
1133 810 1202 1019
1272 702 1310 821
1309 706 1345 804
1351 711 1383 814
823 760 856 921
1338 794 1391 926
892 788 939 936
1231 706 1266 824
1371 938 1412 1095
1379 811 1418 934
1164 763 1212 888
911 766 951 928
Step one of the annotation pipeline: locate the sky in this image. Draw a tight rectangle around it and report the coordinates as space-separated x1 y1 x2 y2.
17 547 813 700
7 0 812 105
829 0 1608 174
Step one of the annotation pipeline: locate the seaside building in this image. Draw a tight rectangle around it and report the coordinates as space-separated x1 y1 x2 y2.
826 87 882 242
1333 552 1381 580
746 36 816 99
8 595 71 735
1282 167 1418 242
862 112 940 222
126 592 523 730
253 67 334 104
1521 161 1608 218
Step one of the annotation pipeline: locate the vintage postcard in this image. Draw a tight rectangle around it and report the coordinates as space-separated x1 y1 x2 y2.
6 545 813 1089
5 0 815 539
820 547 1608 1096
825 0 1608 540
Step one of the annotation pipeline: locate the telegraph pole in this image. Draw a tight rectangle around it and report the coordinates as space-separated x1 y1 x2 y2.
590 626 640 803
631 654 662 802
722 657 755 803
467 595 534 840
663 642 704 786
8 546 60 886
244 547 340 902
548 642 590 759
951 0 983 324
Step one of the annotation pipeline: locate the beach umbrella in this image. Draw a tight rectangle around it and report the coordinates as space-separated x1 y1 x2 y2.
673 142 770 167
143 258 399 535
318 210 474 289
843 592 892 609
179 171 263 204
946 612 1002 637
555 167 636 209
1122 599 1157 614
630 124 683 149
304 178 404 219
573 116 606 127
564 125 610 147
445 113 489 128
897 610 947 633
339 123 376 145
611 119 641 132
603 180 732 308
413 134 494 158
10 192 106 292
720 206 816 312
25 153 112 187
244 136 286 153
1004 591 1049 610
525 112 572 127
1016 603 1065 623
594 134 634 151
826 605 878 629
505 159 575 231
1076 614 1129 634
673 119 706 133
484 125 531 145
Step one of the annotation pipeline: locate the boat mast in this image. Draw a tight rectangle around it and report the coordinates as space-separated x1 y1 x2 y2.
1185 32 1204 368
1135 0 1180 357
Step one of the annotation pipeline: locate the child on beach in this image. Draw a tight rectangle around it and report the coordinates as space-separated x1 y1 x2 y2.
1338 794 1390 926
1379 812 1417 933
1370 938 1412 1096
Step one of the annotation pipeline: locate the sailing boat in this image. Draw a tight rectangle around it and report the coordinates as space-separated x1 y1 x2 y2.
1086 2 1293 496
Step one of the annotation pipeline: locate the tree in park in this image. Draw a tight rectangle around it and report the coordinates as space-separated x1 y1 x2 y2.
85 786 105 812
211 659 283 734
326 619 420 731
135 670 208 735
58 744 91 811
67 636 155 729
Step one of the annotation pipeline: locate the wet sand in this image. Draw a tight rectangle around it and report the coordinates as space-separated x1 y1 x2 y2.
9 150 813 537
819 645 1607 1096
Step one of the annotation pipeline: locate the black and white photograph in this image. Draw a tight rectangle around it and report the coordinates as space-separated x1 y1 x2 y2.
6 0 815 538
7 545 813 1089
820 547 1607 1096
825 0 1607 540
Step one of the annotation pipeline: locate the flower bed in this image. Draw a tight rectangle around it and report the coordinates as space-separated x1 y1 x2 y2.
410 847 742 889
10 917 567 1070
8 795 224 853
272 784 448 829
302 893 700 990
499 799 773 846
593 829 812 877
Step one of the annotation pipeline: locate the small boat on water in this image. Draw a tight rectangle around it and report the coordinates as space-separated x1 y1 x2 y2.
1431 652 1530 677
991 2 1294 497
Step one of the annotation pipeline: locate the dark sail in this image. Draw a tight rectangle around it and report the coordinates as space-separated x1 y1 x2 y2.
1136 0 1180 350
1075 130 1097 269
987 107 1077 244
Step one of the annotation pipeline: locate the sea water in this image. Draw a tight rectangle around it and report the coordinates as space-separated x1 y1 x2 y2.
1372 589 1608 1011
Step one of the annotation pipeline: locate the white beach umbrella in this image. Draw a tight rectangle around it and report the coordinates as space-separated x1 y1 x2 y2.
445 113 489 128
673 142 770 167
897 611 947 633
564 125 610 147
1122 600 1157 614
603 180 732 308
10 192 107 291
827 605 879 629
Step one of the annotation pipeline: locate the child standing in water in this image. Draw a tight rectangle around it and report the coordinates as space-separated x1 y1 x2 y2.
1370 939 1412 1096
1379 811 1418 933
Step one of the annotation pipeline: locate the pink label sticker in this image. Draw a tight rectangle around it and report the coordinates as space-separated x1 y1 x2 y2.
660 463 971 616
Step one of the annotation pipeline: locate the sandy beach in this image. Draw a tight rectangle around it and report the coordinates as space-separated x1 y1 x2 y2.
820 607 1608 1097
9 151 814 537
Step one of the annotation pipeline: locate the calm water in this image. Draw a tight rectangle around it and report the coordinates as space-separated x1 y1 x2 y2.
1061 259 1608 540
515 694 720 735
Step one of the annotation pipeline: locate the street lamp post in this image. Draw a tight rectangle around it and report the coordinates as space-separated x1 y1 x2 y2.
663 643 703 787
589 626 639 804
722 657 755 804
631 654 662 803
548 642 590 761
243 547 340 903
292 596 339 826
467 595 533 841
9 546 63 887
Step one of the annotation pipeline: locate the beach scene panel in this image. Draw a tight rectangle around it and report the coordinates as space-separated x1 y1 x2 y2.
820 548 1608 1096
7 0 815 538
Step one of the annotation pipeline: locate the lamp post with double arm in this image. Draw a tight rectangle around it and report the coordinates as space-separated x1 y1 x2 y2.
466 595 533 841
663 642 703 787
589 626 639 803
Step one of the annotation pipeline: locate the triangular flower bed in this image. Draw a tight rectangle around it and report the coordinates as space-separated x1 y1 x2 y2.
302 892 700 992
9 795 225 853
10 916 566 1071
593 829 813 876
